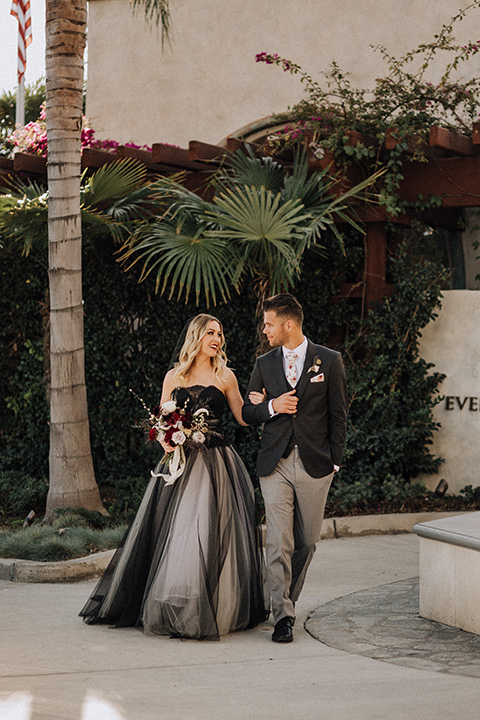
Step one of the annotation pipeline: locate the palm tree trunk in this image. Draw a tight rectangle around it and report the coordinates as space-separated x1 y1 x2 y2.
45 0 105 517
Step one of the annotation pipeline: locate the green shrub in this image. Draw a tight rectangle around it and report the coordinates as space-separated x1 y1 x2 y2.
0 523 127 561
0 226 448 518
0 470 48 519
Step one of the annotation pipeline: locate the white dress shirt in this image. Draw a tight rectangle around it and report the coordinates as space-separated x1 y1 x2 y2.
268 337 307 416
281 337 308 386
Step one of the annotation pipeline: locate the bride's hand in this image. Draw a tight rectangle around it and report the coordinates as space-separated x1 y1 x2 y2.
249 388 267 405
161 440 175 454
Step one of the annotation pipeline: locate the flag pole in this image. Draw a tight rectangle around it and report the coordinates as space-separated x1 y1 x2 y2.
16 74 25 127
11 0 32 128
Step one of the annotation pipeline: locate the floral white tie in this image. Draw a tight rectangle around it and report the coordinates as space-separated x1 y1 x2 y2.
286 350 298 387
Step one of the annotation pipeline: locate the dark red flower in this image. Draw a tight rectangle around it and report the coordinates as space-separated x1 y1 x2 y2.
148 427 157 441
164 427 175 444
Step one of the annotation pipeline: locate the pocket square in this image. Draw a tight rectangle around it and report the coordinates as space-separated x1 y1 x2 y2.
310 373 324 383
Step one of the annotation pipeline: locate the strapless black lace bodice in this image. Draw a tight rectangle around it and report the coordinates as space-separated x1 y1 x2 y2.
173 385 226 447
173 385 225 419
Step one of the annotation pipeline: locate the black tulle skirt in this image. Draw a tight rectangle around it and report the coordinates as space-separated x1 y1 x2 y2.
79 445 269 640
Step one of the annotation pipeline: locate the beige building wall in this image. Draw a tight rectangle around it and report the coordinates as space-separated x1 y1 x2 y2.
418 291 480 494
86 0 478 148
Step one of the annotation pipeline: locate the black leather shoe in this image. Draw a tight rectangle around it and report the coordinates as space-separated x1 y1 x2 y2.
272 617 294 643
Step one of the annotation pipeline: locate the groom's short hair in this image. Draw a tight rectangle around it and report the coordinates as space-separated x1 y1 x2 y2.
263 293 303 325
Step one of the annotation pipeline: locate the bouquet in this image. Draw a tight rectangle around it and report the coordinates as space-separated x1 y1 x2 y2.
147 399 210 452
132 391 210 485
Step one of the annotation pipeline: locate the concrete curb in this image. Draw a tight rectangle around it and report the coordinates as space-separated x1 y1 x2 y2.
0 549 115 583
0 511 470 583
320 510 470 540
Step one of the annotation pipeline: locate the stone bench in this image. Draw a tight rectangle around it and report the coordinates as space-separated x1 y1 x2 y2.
413 512 480 635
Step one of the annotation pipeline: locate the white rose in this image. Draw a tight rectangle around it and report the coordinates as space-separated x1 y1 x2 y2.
161 400 177 414
171 431 186 445
192 431 205 444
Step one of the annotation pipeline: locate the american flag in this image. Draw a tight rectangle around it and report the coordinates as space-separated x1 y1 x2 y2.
10 0 33 84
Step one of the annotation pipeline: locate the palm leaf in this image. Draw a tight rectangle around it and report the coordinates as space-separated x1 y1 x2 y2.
148 174 216 218
214 146 285 194
208 185 311 239
132 0 171 38
0 179 49 254
81 158 147 208
119 217 235 306
204 185 314 293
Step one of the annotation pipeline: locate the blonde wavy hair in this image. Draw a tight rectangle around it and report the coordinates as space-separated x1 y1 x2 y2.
173 314 228 386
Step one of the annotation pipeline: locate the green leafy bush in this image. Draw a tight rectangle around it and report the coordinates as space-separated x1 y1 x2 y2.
0 220 449 520
0 522 126 561
0 470 48 519
330 243 447 511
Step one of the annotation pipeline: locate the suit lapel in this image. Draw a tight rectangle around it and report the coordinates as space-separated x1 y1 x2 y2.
295 340 316 400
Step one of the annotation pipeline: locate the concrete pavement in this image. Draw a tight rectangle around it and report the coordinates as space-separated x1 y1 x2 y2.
1 533 479 720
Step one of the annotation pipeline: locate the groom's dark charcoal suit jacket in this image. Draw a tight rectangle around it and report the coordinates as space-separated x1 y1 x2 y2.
242 339 348 478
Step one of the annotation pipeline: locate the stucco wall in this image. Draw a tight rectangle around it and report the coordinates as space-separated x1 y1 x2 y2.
463 211 480 290
418 290 480 494
86 0 477 148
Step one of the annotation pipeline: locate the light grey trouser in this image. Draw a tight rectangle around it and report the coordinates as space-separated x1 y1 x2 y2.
260 447 333 624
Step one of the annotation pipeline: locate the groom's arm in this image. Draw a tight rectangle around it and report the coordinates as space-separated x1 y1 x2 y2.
327 352 348 467
242 360 272 425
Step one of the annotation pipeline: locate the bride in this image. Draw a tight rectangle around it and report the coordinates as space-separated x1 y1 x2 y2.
79 314 269 640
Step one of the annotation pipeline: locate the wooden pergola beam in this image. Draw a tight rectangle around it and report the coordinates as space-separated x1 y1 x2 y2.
385 128 427 154
116 145 177 174
81 147 118 169
226 137 264 157
0 158 14 172
188 141 226 164
399 157 480 207
471 121 480 145
13 152 47 175
429 126 474 156
344 130 378 147
151 143 212 172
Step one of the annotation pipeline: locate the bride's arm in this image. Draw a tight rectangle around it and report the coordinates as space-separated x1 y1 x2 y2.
159 370 176 452
160 369 176 405
223 369 248 426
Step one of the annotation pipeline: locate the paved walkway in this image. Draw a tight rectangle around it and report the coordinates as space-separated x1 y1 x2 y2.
307 577 480 677
1 533 480 720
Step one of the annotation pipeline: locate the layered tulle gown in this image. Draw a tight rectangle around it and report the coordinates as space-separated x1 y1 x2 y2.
79 385 269 640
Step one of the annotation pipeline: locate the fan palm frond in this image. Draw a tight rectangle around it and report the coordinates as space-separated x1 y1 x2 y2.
205 184 313 294
131 0 171 39
148 178 215 227
81 158 148 208
214 146 285 194
119 214 236 306
0 179 49 254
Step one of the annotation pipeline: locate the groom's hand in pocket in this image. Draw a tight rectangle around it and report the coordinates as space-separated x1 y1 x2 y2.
272 390 298 414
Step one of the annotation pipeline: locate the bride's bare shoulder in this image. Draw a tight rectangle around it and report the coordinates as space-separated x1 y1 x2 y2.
161 369 177 400
220 367 239 390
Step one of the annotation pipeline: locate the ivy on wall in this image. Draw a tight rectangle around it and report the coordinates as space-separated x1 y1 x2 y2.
0 225 447 520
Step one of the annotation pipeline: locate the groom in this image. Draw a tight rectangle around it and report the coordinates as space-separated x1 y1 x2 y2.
242 293 348 643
